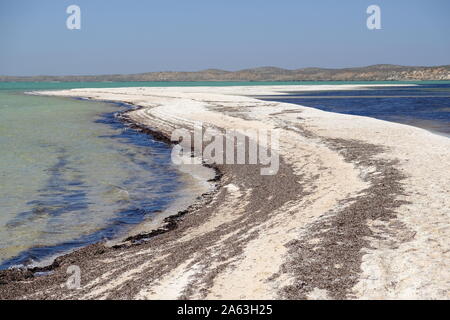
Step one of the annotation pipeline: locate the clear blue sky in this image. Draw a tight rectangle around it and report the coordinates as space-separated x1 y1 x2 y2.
1 0 449 76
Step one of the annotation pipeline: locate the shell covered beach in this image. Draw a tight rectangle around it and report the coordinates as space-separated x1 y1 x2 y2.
0 84 449 299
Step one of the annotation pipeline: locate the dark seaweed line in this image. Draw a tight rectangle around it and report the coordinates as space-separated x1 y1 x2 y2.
278 128 411 299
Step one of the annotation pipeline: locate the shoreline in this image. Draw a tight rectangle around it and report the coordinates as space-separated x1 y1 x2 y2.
1 84 449 299
112 104 221 245
0 98 219 269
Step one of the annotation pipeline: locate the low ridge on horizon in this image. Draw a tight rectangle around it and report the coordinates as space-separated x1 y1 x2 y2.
1 64 449 82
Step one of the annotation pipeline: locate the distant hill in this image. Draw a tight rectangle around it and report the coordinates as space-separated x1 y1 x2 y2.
1 64 449 82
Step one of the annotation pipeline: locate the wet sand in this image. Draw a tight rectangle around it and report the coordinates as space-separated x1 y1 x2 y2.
1 84 449 299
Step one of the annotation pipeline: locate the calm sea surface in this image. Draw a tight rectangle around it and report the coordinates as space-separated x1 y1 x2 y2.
260 83 450 135
0 81 449 269
0 86 186 269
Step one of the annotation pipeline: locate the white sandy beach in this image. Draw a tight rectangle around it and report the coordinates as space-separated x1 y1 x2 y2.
2 84 448 300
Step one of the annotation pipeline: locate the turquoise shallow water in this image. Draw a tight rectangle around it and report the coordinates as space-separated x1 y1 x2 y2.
2 80 450 92
0 87 184 268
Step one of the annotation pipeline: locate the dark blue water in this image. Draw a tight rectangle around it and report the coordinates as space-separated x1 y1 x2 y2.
261 84 450 135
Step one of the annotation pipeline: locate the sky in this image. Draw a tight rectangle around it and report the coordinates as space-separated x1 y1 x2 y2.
0 0 449 76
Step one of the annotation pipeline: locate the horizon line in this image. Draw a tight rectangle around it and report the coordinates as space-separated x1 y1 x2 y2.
1 63 450 78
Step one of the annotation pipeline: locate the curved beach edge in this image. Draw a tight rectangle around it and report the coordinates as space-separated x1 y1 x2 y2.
98 102 220 247
1 84 449 300
0 98 219 270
